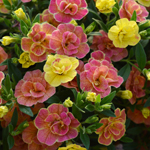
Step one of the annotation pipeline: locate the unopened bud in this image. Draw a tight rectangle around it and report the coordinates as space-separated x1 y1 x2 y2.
0 106 8 118
86 92 97 102
63 97 73 107
117 90 133 99
142 108 150 119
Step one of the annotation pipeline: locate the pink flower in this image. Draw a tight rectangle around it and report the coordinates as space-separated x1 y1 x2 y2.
0 71 4 89
50 23 90 58
125 64 146 104
49 0 88 23
0 46 8 71
95 108 126 146
21 23 56 62
90 30 128 62
119 0 148 22
21 0 31 3
22 121 62 150
15 70 55 106
80 51 123 98
34 103 80 146
40 9 60 27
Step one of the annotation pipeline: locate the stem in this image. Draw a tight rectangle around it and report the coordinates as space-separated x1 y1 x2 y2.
73 103 85 113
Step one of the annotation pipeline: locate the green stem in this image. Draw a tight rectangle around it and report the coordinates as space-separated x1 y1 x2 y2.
73 103 85 113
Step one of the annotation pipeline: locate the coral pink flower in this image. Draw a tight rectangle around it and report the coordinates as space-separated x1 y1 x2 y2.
125 64 146 104
22 121 62 150
90 30 128 62
80 51 123 98
0 46 8 71
21 0 31 2
35 103 80 146
95 108 126 146
0 71 4 89
15 70 55 106
21 23 56 62
0 0 11 13
49 0 88 23
119 0 148 22
40 9 60 27
50 23 90 58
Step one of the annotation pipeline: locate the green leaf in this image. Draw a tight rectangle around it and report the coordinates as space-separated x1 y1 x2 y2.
120 136 133 143
3 0 11 10
108 143 116 150
101 91 116 105
140 39 149 48
8 124 13 133
4 74 12 93
84 114 98 124
14 44 22 57
7 135 14 149
19 105 33 117
70 88 77 101
85 104 95 112
135 42 147 70
72 104 82 120
0 58 9 66
125 118 131 129
130 11 137 22
45 95 60 104
130 103 137 112
144 97 150 107
20 20 28 35
88 8 102 21
118 64 131 81
32 14 40 24
77 74 81 92
126 126 143 135
85 22 96 34
80 128 90 150
11 108 18 129
87 32 102 36
95 94 101 106
2 126 9 150
100 110 116 117
93 18 108 33
112 7 118 17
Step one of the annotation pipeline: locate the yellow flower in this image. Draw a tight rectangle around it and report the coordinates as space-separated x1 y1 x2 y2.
86 92 97 102
146 71 150 80
108 18 141 48
0 106 8 118
96 0 116 13
136 0 150 7
141 108 150 119
14 8 27 20
18 52 35 68
58 144 87 150
1 36 16 46
63 97 73 107
117 90 133 99
69 19 78 26
44 54 79 87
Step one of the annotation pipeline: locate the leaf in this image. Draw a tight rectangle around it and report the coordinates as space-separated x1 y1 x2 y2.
100 110 116 117
4 74 12 93
144 97 150 107
101 91 116 105
85 22 96 34
135 42 147 70
77 74 81 92
2 126 9 150
8 124 13 133
3 0 11 10
32 14 40 24
118 63 131 81
70 88 77 101
0 58 9 66
108 143 116 150
120 136 133 143
126 126 143 135
19 105 33 117
130 11 137 22
93 18 108 33
80 128 90 150
125 118 131 129
11 108 18 129
20 20 28 35
87 32 102 36
72 104 82 121
7 135 14 149
45 95 60 104
85 104 95 112
112 7 118 17
14 44 22 57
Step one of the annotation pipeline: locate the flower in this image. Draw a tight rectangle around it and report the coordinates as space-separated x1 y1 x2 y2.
40 9 60 27
145 70 150 80
0 0 11 14
95 108 126 146
21 0 31 3
0 106 8 118
63 97 73 107
119 0 148 22
141 108 150 119
49 0 88 23
125 64 145 104
116 90 133 99
34 103 80 146
86 92 97 102
0 46 8 71
1 36 16 46
136 0 150 7
21 23 56 62
18 52 35 68
108 18 141 48
90 30 128 62
15 69 55 106
44 54 79 87
58 144 87 150
14 8 27 20
80 51 123 98
96 0 116 13
0 71 4 89
50 23 90 59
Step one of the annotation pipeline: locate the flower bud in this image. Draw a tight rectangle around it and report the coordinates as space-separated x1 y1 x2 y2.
0 106 8 118
141 108 150 119
86 92 97 102
117 90 133 99
101 104 111 110
142 68 150 80
63 97 73 107
139 20 150 31
1 36 16 46
14 8 27 21
69 19 78 26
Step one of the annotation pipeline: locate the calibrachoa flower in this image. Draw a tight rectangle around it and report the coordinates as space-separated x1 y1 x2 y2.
50 23 90 58
95 108 126 145
40 9 60 27
108 18 141 48
15 70 55 106
125 64 145 104
0 0 11 13
21 0 31 3
22 121 62 150
0 71 4 89
49 0 88 23
0 46 8 71
44 54 79 87
137 0 150 7
34 103 80 146
0 106 8 118
21 23 56 62
96 0 116 13
58 144 87 150
119 0 148 22
80 51 123 98
90 30 128 62
14 8 27 21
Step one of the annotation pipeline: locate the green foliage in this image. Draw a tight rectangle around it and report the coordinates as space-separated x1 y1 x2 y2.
19 105 33 117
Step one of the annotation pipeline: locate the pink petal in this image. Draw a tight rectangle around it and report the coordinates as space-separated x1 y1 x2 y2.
21 38 33 52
